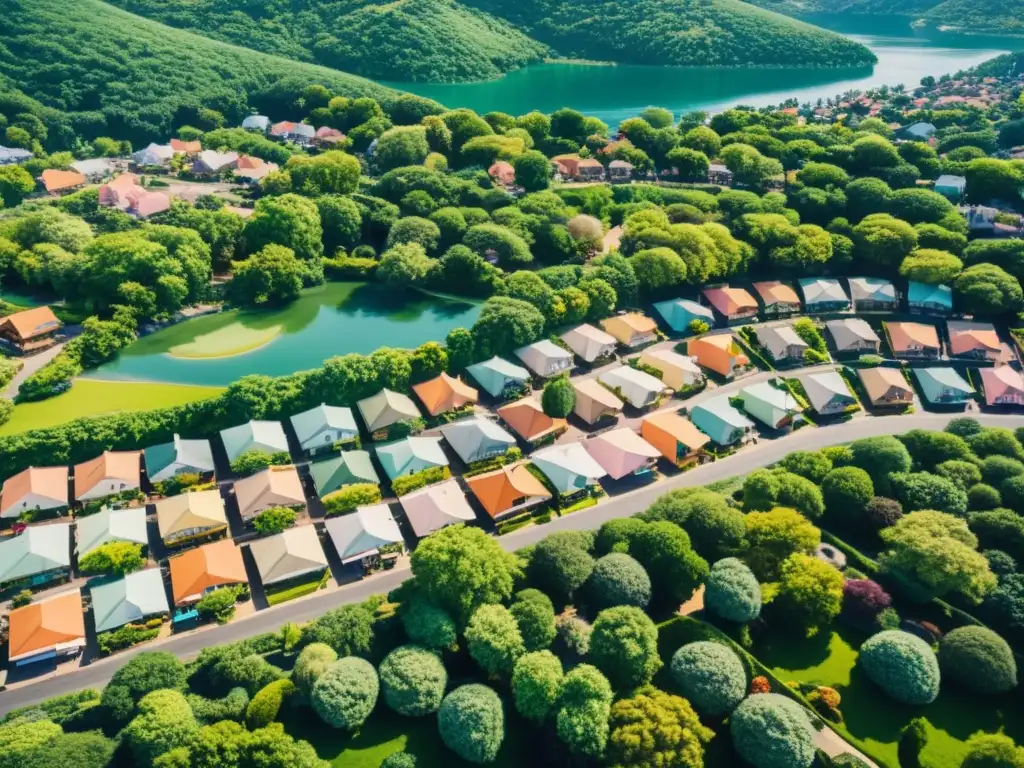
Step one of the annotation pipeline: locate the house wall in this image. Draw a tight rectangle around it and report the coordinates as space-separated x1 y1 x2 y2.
78 477 139 502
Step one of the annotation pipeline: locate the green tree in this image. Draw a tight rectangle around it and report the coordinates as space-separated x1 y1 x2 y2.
743 507 821 580
670 640 747 716
512 651 563 724
890 471 968 516
463 223 532 268
680 126 721 158
252 506 296 535
0 166 37 207
821 466 874 522
589 606 662 689
960 733 1024 768
437 685 504 764
101 652 187 725
511 150 551 192
852 214 917 267
465 604 525 677
78 541 145 576
771 553 844 635
378 645 448 717
954 263 1023 315
285 151 361 196
471 296 546 358
540 375 575 418
509 589 556 652
631 247 688 295
731 694 816 768
246 679 295 728
899 249 963 284
585 553 651 610
704 557 762 622
292 643 337 700
848 436 912 495
125 689 198 764
606 686 713 768
301 604 374 657
374 126 430 171
377 242 435 287
527 531 596 602
311 658 379 730
244 194 323 263
555 664 613 757
666 147 710 181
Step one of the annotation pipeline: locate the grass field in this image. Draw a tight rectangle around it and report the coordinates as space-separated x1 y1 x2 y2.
0 379 225 435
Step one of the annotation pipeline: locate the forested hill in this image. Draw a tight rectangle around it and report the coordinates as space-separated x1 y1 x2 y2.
108 0 876 83
0 0 437 145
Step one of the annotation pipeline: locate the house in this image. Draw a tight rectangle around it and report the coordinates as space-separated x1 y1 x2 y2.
376 436 448 482
131 143 174 168
233 156 279 183
191 150 239 175
608 160 633 182
531 443 608 494
357 388 422 436
156 490 228 546
914 367 975 405
708 163 734 186
576 158 605 181
440 417 516 465
412 372 479 416
324 504 403 564
572 378 624 425
0 523 71 588
40 169 86 195
315 126 346 146
858 367 915 406
0 306 63 355
309 451 379 497
220 420 290 464
702 286 758 323
76 506 148 557
903 122 937 140
242 115 271 132
907 281 953 315
233 465 305 521
0 145 32 165
168 538 247 605
98 173 170 218
91 569 169 635
739 382 801 429
601 313 658 348
687 334 750 378
248 526 329 587
847 277 897 311
584 428 661 480
800 371 858 415
946 321 1013 363
980 366 1024 406
598 366 666 409
640 411 710 466
7 591 85 666
271 121 316 145
497 398 566 443
799 278 850 312
466 356 531 398
466 462 551 520
515 339 573 377
752 281 801 316
638 348 704 391
399 479 476 537
144 434 215 483
886 321 941 359
1 466 68 519
934 174 967 201
653 298 715 333
290 403 358 455
552 155 581 178
73 451 140 502
755 323 809 363
826 318 881 355
689 396 755 446
71 158 115 182
488 161 515 186
170 139 202 156
562 324 617 364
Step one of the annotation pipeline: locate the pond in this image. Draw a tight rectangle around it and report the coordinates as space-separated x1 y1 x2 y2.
84 282 482 387
381 15 1011 126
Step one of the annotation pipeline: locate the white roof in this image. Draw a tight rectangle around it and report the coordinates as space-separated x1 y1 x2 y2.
220 419 289 461
194 150 239 172
439 417 516 464
756 324 808 359
800 278 848 304
531 442 608 492
598 366 665 407
399 479 476 538
324 504 403 563
515 339 572 372
561 324 616 362
847 277 896 303
132 143 173 165
242 115 270 130
801 371 855 411
71 158 115 176
826 317 880 350
248 525 328 584
76 506 148 556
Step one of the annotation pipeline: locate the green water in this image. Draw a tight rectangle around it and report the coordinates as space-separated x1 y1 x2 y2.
85 282 482 387
382 15 1013 126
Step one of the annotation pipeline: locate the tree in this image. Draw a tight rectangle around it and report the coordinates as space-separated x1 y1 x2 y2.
965 158 1024 203
606 686 713 768
316 195 361 255
540 375 575 418
246 679 295 728
666 147 710 181
705 557 762 622
743 507 821 580
526 531 596 602
578 276 617 320
821 466 874 522
380 753 418 768
852 214 917 267
471 296 545 358
644 490 745 561
0 166 37 207
18 731 116 768
292 643 337 700
377 242 434 287
680 125 721 157
915 223 967 255
971 508 1024 562
196 586 239 624
378 645 448 716
555 664 613 757
399 597 456 650
954 263 1023 315
670 641 747 716
301 604 374 657
968 484 1002 512
890 471 968 516
78 541 145 576
310 657 378 730
585 553 651 610
125 689 198 764
101 652 187 724
589 606 661 689
859 630 940 705
631 247 688 295
778 450 833 484
721 143 783 189
252 506 296 535
900 249 963 284
244 194 323 263
742 469 825 520
374 126 430 171
0 720 64 767
970 428 1024 461
899 427 974 470
771 553 844 634
960 733 1024 768
848 436 912 495
616 519 707 608
465 604 525 677
410 525 520 624
437 685 504 765
731 694 816 768
842 578 892 628
285 151 360 196
228 243 303 307
509 589 556 652
512 150 551 192
512 650 563 724
939 625 1017 695
463 223 532 268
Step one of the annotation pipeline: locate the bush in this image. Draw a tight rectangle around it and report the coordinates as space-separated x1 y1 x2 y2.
380 753 418 768
584 553 651 610
399 598 457 650
195 586 240 624
511 650 563 724
292 643 338 700
554 663 613 757
842 579 892 626
938 625 1017 695
772 553 844 634
378 645 448 716
606 686 714 768
245 679 295 728
704 557 762 622
858 630 940 705
589 606 662 690
730 693 816 768
960 733 1024 768
101 651 187 724
251 506 296 535
670 641 747 716
864 496 903 528
392 465 450 497
78 541 146 576
821 467 874 522
509 589 556 652
186 688 249 724
124 689 198 764
527 531 595 601
437 684 505 765
322 483 382 516
833 755 872 768
554 614 592 661
968 483 1002 511
311 657 379 730
466 604 525 676
969 508 1024 563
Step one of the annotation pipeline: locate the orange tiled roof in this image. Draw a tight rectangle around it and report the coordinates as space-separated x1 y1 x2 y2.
497 398 565 442
0 306 62 341
8 590 85 660
170 139 202 153
1 466 68 517
466 463 551 518
236 155 265 170
168 538 246 604
412 372 478 416
40 169 85 193
73 451 140 499
887 322 939 352
752 281 799 305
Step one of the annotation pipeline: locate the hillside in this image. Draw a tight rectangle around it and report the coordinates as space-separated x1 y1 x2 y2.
109 0 550 83
0 0 433 145
105 0 875 82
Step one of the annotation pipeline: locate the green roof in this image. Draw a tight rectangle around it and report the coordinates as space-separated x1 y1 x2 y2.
91 569 169 633
310 451 379 497
690 396 753 445
0 523 71 584
376 437 448 481
466 356 529 397
219 420 289 462
908 281 953 309
915 367 974 403
144 434 214 481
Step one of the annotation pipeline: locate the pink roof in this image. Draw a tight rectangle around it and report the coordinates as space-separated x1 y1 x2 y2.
703 286 757 316
488 161 515 186
271 121 297 135
584 428 660 480
98 174 169 218
315 126 345 143
981 366 1024 405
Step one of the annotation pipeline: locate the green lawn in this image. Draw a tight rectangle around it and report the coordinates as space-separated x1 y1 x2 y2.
266 576 327 606
756 624 1024 768
0 379 225 435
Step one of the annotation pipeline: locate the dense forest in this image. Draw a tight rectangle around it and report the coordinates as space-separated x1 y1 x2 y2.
0 0 439 146
107 0 876 83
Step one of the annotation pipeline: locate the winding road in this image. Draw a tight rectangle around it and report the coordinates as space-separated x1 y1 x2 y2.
2 411 1022 716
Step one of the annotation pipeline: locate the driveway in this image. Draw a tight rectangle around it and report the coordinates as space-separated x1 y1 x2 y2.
3 325 83 399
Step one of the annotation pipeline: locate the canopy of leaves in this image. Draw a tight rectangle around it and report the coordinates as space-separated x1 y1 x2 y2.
859 630 941 705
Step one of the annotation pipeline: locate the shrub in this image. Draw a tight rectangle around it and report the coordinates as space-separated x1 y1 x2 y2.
437 684 505 764
864 496 903 528
858 630 940 705
311 657 379 730
833 755 872 767
555 664 613 757
968 483 1002 511
196 586 240 624
821 467 874 522
960 733 1024 768
935 459 982 490
981 456 1024 486
890 471 968 516
554 614 592 661
670 641 747 716
527 531 595 601
772 553 844 634
730 693 816 768
969 508 1024 563
898 717 928 768
511 650 563 724
251 506 296 535
78 541 146 576
322 483 382 516
842 579 892 626
848 436 912 495
245 679 295 728
124 689 198 764
101 651 187 724
584 553 651 610
704 557 762 622
466 604 525 677
589 606 662 689
400 598 457 650
187 688 249 724
380 753 418 768
938 625 1017 695
606 686 714 768
509 589 556 652
378 645 448 716
292 643 337 700
985 549 1018 577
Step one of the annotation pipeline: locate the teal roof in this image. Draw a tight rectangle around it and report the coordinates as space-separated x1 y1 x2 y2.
740 382 800 428
908 281 953 309
914 367 974 402
144 434 214 480
466 356 530 397
220 420 289 462
91 569 169 633
690 396 753 445
290 404 357 448
0 523 71 584
653 298 715 333
309 451 379 497
376 437 449 481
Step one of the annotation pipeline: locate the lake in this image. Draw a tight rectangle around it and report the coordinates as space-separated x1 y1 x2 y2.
85 282 482 387
381 15 1012 126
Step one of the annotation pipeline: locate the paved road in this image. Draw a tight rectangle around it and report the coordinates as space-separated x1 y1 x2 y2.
2 411 1022 716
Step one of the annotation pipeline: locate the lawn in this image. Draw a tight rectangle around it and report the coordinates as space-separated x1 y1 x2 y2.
266 576 327 606
756 624 1024 768
0 379 225 435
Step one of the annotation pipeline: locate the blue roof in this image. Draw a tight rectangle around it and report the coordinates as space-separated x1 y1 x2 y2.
466 356 530 397
914 367 974 402
653 298 715 333
907 281 953 309
690 396 753 444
